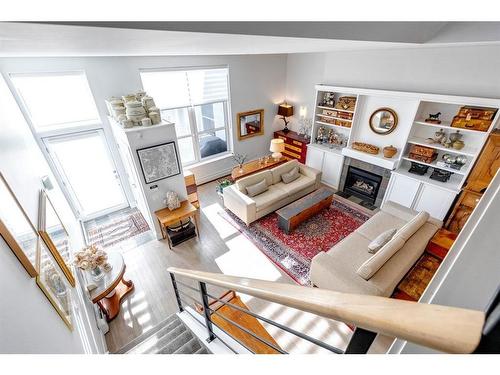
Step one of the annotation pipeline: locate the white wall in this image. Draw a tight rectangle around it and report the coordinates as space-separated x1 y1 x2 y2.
286 44 500 133
0 54 287 185
0 76 104 354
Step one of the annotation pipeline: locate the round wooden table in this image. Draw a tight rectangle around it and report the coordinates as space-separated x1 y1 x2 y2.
89 252 134 322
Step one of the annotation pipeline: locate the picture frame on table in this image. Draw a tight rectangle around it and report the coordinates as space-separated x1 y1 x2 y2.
38 190 75 287
136 141 181 184
36 240 73 330
0 172 39 277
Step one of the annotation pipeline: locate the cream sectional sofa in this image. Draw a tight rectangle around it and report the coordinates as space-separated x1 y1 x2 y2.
223 159 321 225
310 201 442 297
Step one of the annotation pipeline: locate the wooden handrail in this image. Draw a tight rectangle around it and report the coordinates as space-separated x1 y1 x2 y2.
167 267 485 354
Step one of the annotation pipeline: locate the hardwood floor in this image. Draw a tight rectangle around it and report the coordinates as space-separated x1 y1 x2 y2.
104 180 391 354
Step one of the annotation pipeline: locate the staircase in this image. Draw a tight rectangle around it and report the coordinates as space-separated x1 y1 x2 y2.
115 314 210 354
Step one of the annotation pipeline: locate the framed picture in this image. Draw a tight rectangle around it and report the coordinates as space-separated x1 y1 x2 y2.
237 109 264 140
136 141 181 184
36 240 73 330
0 172 38 277
38 190 75 287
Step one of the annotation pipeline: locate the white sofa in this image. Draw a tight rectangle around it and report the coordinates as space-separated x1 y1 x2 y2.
310 201 442 297
223 159 322 225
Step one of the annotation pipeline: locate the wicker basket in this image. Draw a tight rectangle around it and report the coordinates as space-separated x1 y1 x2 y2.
352 142 379 154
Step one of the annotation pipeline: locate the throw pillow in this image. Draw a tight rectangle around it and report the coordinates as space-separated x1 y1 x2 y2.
396 211 430 241
356 236 406 280
368 228 397 254
245 179 268 197
281 166 300 184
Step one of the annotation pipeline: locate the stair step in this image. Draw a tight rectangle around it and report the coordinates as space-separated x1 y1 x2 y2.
115 314 181 354
115 313 211 355
158 329 193 354
194 346 210 354
173 336 202 354
139 323 187 354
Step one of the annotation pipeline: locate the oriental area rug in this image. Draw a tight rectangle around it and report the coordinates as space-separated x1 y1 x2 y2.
220 196 372 285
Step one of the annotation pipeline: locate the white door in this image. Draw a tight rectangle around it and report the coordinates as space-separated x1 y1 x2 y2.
306 146 324 171
384 173 421 208
414 183 457 220
43 129 129 220
322 152 344 189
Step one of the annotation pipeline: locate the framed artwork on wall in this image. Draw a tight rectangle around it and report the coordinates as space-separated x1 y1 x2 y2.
38 190 75 287
237 109 264 140
36 240 73 330
136 141 181 184
0 172 38 277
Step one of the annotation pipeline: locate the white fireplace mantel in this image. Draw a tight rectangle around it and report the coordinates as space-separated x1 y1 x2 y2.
342 147 398 170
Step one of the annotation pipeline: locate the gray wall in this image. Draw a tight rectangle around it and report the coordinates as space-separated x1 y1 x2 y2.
285 44 500 132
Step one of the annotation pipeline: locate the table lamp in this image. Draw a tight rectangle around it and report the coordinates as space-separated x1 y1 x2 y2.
278 103 294 133
270 138 285 161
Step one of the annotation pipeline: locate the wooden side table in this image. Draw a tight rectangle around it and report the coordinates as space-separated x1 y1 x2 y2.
89 252 134 322
231 156 287 181
154 200 200 249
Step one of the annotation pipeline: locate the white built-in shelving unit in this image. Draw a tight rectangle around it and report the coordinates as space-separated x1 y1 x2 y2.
306 84 500 219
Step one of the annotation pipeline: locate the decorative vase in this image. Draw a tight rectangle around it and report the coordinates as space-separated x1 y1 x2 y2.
90 266 105 282
383 145 397 158
166 191 181 211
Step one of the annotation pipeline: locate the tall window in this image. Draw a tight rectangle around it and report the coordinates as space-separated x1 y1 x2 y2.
140 67 231 166
10 71 129 220
10 72 100 131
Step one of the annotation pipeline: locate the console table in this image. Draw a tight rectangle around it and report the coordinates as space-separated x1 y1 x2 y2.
89 252 134 322
154 200 200 248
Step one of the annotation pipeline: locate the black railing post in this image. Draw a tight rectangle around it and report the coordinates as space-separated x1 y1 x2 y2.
199 281 216 343
169 273 184 312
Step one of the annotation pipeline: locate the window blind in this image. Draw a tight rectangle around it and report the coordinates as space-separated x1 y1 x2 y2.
140 67 229 110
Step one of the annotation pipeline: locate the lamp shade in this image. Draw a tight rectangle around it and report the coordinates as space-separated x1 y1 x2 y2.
278 103 294 117
270 138 285 153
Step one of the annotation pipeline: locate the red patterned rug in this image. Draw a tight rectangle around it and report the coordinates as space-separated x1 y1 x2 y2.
220 196 372 285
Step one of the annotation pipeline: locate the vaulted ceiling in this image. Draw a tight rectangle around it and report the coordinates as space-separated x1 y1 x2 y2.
1 22 499 57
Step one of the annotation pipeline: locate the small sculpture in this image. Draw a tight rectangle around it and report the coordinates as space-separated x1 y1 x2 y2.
426 128 447 145
425 112 442 124
165 191 181 211
316 126 326 143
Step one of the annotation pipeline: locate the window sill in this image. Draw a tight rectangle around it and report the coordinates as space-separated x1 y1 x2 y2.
183 152 234 170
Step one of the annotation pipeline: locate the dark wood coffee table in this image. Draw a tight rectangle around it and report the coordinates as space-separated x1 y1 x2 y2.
276 187 335 234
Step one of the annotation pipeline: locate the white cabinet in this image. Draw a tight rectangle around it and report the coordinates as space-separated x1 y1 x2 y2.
383 172 457 221
384 173 420 207
414 183 456 220
306 145 344 190
322 152 344 189
306 146 325 171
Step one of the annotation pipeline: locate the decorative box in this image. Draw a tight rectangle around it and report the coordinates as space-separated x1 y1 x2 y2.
352 142 379 154
409 152 438 163
408 162 429 175
335 119 352 128
409 144 436 157
451 106 497 132
430 169 453 182
335 96 357 111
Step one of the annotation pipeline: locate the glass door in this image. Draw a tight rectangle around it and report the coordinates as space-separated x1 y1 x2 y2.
43 129 129 220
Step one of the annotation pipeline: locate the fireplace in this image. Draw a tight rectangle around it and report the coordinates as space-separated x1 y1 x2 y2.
343 166 383 205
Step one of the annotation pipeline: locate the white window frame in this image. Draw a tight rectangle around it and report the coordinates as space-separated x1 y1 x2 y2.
140 66 233 167
6 70 132 220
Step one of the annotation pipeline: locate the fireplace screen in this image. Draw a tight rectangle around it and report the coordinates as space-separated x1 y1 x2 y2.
344 166 383 205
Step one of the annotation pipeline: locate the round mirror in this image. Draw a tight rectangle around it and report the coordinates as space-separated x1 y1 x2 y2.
369 108 398 135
